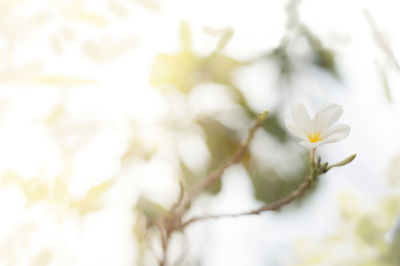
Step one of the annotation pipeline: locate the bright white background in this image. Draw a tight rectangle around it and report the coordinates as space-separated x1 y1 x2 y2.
1 0 400 265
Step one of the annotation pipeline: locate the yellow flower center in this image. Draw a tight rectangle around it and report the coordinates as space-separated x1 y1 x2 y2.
308 132 323 143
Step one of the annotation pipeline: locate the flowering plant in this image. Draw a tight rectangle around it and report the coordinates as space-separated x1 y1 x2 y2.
286 103 350 149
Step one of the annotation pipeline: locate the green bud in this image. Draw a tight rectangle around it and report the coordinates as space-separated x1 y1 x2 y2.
326 154 356 171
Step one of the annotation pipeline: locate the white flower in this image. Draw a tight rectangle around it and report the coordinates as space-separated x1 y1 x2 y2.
285 103 350 149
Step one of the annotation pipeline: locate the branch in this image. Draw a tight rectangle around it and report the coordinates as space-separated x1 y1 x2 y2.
177 111 268 212
181 153 356 229
181 174 314 229
364 9 400 71
156 111 268 266
170 181 185 213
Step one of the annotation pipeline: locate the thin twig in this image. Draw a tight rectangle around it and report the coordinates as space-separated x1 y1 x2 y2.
177 111 268 213
156 220 170 266
181 174 314 229
157 111 268 266
181 153 356 229
170 181 186 213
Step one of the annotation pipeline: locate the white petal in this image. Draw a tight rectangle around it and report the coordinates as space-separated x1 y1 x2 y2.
291 103 312 133
285 119 307 140
299 141 324 149
313 104 343 133
322 124 350 143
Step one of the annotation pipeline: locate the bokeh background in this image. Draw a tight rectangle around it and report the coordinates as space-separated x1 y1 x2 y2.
1 0 400 265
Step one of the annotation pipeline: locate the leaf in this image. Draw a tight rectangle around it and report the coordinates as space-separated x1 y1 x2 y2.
198 117 239 169
85 180 114 201
71 180 113 215
149 23 245 93
268 45 294 80
203 26 234 52
244 157 307 204
261 113 287 143
217 29 234 52
180 162 221 195
203 52 243 86
149 51 200 93
49 175 71 206
356 216 385 247
182 117 239 195
22 178 50 209
45 105 64 125
135 196 168 228
313 48 338 77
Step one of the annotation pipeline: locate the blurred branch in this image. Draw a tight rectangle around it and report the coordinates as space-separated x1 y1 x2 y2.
154 111 268 266
169 181 186 214
364 9 400 71
181 174 314 228
148 110 355 265
178 111 268 212
181 153 356 229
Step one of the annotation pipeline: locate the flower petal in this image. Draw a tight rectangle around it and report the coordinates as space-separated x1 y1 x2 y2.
322 124 350 143
285 119 307 140
291 102 312 133
299 141 324 149
313 104 343 133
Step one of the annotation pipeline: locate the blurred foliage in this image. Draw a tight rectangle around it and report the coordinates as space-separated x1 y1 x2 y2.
135 196 168 231
0 170 113 215
264 28 338 82
71 179 113 215
375 61 393 103
244 157 308 204
147 19 320 206
194 117 240 194
260 112 288 143
302 26 338 77
150 21 246 94
140 1 346 263
293 192 400 266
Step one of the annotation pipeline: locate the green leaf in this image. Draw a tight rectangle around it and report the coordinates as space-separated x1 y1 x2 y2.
149 51 200 93
135 196 168 228
244 157 308 204
313 48 338 77
203 52 244 86
356 216 384 247
198 117 239 169
185 117 240 195
261 113 287 143
268 46 293 80
180 162 221 195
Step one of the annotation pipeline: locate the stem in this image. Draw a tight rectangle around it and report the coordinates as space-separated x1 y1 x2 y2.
175 111 268 216
155 111 268 266
311 148 316 167
160 234 170 266
181 169 317 229
180 152 356 228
